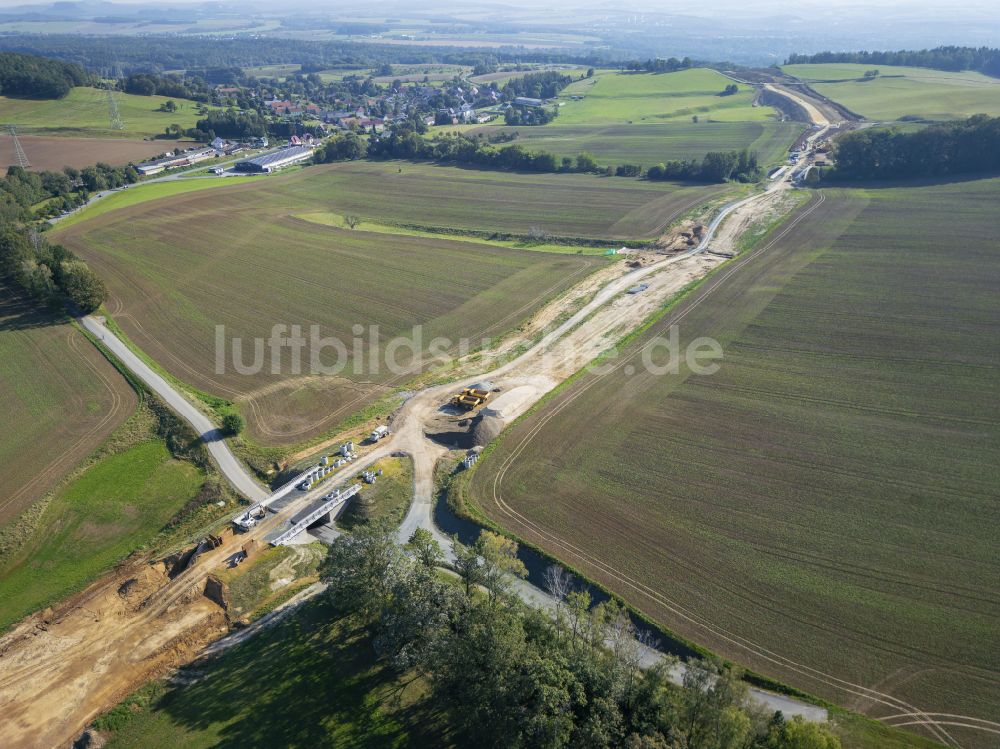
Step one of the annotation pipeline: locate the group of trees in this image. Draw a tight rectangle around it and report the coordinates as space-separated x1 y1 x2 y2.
786 46 1000 77
313 131 367 162
0 34 602 81
123 72 211 101
322 520 841 749
829 115 1000 181
0 51 88 98
623 56 695 73
0 227 106 313
647 149 762 183
191 109 268 140
504 105 557 126
0 163 137 222
502 70 573 100
369 127 560 172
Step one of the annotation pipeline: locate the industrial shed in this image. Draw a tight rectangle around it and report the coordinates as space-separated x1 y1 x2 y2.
234 145 314 173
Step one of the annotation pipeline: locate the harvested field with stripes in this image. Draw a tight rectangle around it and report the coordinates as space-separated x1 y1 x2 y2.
54 162 721 444
466 179 1000 749
0 287 137 528
0 134 190 172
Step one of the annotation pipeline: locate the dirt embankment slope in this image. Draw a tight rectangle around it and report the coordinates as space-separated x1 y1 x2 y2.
0 556 228 749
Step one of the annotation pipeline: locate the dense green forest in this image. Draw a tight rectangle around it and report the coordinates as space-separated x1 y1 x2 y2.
123 72 213 100
322 522 842 749
830 115 1000 180
502 70 573 99
0 51 89 98
0 224 107 313
786 46 1000 77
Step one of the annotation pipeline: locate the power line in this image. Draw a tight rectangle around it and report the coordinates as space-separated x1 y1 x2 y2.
105 66 124 131
6 124 30 168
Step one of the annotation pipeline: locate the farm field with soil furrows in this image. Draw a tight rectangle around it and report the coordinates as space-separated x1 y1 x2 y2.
56 166 668 444
0 134 192 172
467 179 1000 749
261 161 733 240
0 286 138 528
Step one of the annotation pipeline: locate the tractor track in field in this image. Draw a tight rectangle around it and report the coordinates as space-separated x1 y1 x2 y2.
0 324 134 523
484 191 972 749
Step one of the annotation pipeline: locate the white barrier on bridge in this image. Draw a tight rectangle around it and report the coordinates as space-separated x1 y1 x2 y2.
270 484 362 546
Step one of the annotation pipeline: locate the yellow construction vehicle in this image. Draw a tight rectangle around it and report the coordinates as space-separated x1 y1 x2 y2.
452 388 492 410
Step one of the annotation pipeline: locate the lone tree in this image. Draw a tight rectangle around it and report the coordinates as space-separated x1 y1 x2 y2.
59 260 107 313
222 412 244 435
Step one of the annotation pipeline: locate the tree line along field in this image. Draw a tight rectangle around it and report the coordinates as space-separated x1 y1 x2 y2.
0 86 205 138
57 162 721 444
466 180 1000 749
555 68 777 125
467 121 803 170
0 285 137 529
782 63 1000 121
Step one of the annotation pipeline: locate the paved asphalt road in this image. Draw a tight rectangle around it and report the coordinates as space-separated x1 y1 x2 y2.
80 314 267 502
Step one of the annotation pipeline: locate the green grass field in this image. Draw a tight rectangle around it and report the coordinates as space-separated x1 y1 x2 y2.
59 163 696 445
466 179 1000 749
0 288 137 528
554 68 777 125
782 63 1000 121
468 121 802 168
339 456 414 529
0 419 204 630
98 596 446 748
0 86 207 137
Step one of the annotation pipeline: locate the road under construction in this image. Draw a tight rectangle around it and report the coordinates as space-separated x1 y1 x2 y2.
7 83 965 749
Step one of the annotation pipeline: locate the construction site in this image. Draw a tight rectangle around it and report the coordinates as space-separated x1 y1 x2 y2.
0 87 920 748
